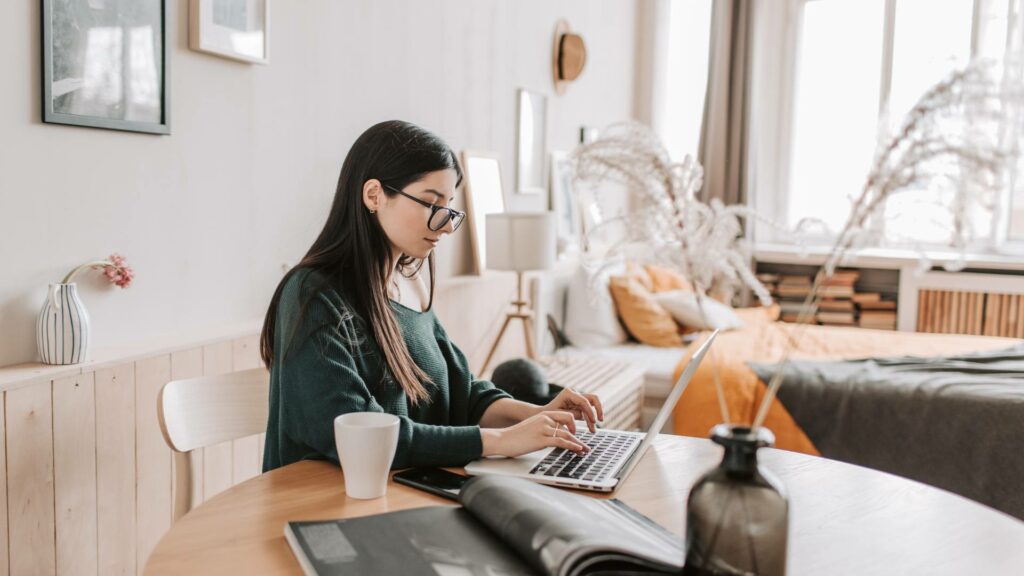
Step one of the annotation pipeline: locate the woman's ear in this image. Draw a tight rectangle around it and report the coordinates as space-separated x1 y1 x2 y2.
362 179 382 213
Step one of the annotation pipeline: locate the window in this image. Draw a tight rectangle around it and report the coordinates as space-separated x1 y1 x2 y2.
787 0 885 234
758 0 1024 250
659 0 714 162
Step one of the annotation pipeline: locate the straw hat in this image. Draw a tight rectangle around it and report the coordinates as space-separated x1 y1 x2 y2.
552 19 587 95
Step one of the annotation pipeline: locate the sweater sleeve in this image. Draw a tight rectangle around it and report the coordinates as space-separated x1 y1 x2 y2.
433 316 512 425
278 292 485 469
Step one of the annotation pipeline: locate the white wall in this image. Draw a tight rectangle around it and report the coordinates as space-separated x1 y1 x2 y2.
0 0 639 367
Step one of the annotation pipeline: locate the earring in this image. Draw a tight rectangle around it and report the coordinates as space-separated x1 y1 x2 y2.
368 208 376 214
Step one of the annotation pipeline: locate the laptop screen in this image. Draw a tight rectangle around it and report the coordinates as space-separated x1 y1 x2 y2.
614 330 719 481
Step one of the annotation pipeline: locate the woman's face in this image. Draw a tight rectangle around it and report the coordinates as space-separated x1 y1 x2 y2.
365 168 459 261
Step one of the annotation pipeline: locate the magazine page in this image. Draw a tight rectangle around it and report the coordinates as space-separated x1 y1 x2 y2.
285 506 536 575
459 475 684 576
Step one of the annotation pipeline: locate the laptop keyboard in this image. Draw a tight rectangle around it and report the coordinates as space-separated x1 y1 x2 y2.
529 430 641 483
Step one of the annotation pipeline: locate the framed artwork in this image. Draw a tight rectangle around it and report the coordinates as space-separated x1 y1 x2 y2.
42 0 170 135
516 89 548 195
460 150 507 275
550 151 581 256
190 0 270 64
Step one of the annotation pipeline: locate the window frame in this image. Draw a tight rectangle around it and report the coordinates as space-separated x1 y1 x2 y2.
752 0 1021 253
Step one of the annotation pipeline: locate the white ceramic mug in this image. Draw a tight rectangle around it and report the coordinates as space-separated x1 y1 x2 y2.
333 412 400 499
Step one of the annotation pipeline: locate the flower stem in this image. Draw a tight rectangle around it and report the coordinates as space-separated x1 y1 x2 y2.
61 261 112 284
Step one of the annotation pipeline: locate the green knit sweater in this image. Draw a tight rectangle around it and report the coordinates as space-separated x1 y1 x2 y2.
262 269 510 472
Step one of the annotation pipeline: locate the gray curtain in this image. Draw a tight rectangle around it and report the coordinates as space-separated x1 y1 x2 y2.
698 0 753 207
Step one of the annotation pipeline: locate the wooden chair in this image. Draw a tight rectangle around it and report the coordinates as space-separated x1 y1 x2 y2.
158 367 270 521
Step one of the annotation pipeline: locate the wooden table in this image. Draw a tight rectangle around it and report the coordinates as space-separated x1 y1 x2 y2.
145 435 1024 575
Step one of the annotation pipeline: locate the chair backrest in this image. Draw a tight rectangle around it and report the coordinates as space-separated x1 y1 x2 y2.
157 367 270 521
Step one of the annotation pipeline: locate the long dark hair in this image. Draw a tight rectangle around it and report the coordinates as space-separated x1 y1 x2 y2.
260 120 463 405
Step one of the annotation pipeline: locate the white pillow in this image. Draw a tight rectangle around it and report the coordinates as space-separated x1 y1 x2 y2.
563 262 629 347
653 290 744 331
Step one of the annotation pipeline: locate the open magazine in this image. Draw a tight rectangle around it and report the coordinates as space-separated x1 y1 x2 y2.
285 474 685 576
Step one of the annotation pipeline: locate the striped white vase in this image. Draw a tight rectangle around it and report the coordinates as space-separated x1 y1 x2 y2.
37 283 90 365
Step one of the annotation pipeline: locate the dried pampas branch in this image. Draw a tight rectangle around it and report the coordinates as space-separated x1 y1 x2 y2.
570 123 805 424
571 122 785 307
751 59 1024 429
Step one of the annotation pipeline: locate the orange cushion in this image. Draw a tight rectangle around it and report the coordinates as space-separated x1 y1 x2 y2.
608 274 684 347
644 264 694 293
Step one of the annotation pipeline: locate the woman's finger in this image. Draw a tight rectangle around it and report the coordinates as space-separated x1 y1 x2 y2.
569 393 597 432
550 431 587 454
543 410 577 435
584 393 604 421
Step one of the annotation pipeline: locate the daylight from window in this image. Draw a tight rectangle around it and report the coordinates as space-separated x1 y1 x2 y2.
787 0 884 234
662 0 713 163
786 0 1023 248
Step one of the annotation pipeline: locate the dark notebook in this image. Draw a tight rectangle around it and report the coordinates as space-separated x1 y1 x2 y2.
285 475 685 576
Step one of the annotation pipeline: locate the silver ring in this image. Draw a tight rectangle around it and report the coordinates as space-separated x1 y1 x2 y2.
552 425 560 438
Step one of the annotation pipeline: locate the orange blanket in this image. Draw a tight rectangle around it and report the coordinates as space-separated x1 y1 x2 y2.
671 310 1018 454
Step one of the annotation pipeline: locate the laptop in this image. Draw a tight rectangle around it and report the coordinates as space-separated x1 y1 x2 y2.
465 330 718 492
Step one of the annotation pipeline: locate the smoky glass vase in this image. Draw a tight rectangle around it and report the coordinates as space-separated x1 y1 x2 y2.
684 424 788 576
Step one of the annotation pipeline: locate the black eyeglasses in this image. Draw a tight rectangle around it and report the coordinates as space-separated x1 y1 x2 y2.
382 184 465 232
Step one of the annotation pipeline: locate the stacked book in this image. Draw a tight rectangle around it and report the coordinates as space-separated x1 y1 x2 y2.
756 272 780 296
853 292 898 330
816 270 860 326
816 298 856 326
772 274 816 323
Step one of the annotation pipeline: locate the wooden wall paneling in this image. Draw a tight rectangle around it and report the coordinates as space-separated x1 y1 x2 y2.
170 349 204 511
917 290 929 332
983 293 996 336
990 294 1000 336
927 290 938 333
965 292 974 334
957 292 968 334
94 363 136 576
991 294 1000 335
1001 294 1009 336
135 355 172 574
949 291 961 333
992 293 1002 336
230 337 262 485
929 290 938 333
201 343 234 500
996 293 1006 335
930 290 939 332
947 291 956 332
974 292 985 334
53 372 98 576
945 291 954 333
0 391 8 576
940 291 951 333
1009 294 1018 337
1017 294 1024 337
6 380 56 576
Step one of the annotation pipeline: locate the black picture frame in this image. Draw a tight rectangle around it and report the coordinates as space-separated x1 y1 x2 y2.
41 0 171 135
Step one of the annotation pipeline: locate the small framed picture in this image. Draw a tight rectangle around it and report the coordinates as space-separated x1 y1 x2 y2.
190 0 270 64
550 151 581 256
461 150 508 275
42 0 170 134
516 89 548 195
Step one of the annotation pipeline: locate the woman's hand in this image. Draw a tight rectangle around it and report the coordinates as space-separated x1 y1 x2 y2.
543 388 604 432
480 411 590 458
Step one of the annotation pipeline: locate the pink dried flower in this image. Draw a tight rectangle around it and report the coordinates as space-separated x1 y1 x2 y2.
61 253 135 288
98 253 134 288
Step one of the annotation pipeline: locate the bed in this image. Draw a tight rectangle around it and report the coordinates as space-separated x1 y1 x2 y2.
530 265 1024 519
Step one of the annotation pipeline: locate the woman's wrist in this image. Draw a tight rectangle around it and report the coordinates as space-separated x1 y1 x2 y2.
480 428 503 457
479 398 542 428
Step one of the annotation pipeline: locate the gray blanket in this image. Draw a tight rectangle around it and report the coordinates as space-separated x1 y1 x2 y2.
749 345 1024 520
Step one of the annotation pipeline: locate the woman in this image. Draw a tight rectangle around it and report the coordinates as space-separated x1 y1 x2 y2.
260 120 603 472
